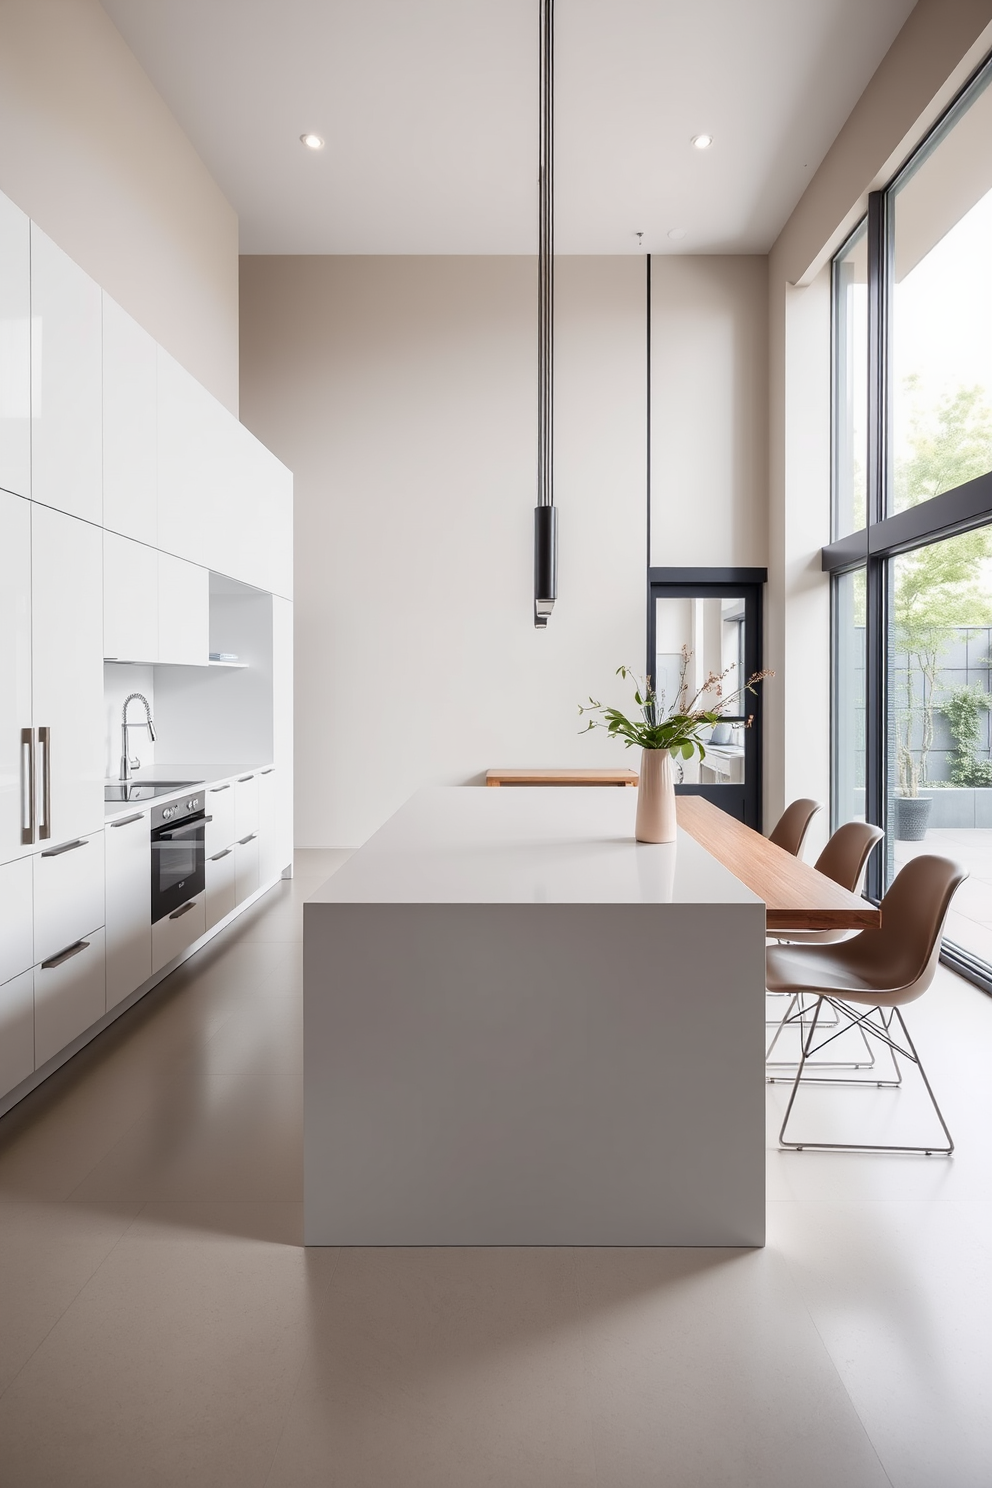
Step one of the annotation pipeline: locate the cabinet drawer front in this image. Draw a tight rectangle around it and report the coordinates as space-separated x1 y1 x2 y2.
0 968 34 1099
234 834 259 905
33 831 104 965
34 927 105 1068
151 891 206 974
0 856 33 985
105 810 151 1010
205 848 237 930
205 781 236 852
234 775 258 838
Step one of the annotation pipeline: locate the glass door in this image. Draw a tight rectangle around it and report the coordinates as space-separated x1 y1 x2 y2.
647 577 765 828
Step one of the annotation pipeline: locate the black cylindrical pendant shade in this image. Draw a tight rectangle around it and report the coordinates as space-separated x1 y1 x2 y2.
534 504 557 628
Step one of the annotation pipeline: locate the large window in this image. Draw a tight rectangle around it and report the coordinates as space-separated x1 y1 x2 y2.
826 51 992 994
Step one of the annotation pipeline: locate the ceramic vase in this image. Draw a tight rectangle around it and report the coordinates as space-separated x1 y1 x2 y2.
635 747 677 843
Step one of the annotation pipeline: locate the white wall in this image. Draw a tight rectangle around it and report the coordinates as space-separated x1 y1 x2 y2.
0 0 239 410
650 257 768 568
240 255 646 847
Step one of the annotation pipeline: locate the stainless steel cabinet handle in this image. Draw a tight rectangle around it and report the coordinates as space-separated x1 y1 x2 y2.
40 837 86 858
238 775 254 783
260 768 274 775
41 939 89 970
238 833 257 845
21 727 35 844
210 848 232 861
110 812 145 828
169 900 196 920
210 784 231 793
37 726 51 841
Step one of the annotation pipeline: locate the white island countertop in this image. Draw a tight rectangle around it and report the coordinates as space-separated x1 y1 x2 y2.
309 785 761 907
304 786 767 1248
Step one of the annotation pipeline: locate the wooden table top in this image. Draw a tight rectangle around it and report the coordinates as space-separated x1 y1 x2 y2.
486 768 638 787
676 795 881 932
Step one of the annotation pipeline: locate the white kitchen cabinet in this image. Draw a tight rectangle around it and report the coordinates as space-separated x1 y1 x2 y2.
104 532 158 663
234 831 259 904
234 773 258 837
257 767 279 882
151 891 205 974
0 190 31 500
228 423 293 598
205 845 237 929
103 296 157 545
105 808 151 1009
34 926 105 1068
33 831 105 966
205 780 235 854
0 969 34 1099
158 552 208 665
31 505 104 845
157 347 229 572
30 226 102 525
0 491 32 863
0 856 33 985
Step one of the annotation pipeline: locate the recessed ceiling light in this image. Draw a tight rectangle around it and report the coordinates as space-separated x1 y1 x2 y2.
667 228 686 241
691 133 713 150
300 133 325 151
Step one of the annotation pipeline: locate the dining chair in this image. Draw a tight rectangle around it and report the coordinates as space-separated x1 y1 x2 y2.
766 854 967 1155
766 798 822 858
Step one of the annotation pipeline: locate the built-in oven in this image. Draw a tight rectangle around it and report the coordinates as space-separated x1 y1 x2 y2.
150 792 206 923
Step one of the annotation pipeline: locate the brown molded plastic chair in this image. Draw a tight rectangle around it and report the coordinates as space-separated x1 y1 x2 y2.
776 821 885 946
767 799 822 859
766 854 967 1155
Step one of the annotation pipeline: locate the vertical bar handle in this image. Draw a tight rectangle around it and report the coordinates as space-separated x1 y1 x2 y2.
20 727 35 845
38 726 51 841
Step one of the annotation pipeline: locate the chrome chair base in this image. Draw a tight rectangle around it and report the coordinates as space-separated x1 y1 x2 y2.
778 997 954 1156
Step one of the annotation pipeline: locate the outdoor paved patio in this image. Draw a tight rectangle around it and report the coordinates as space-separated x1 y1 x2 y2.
895 828 992 962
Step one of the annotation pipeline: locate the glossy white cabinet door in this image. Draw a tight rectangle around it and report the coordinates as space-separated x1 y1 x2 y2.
34 926 105 1068
157 347 227 570
272 596 294 876
0 191 31 499
104 532 158 663
31 505 105 844
205 845 236 929
103 296 157 545
158 552 208 665
0 491 32 862
30 226 102 524
205 780 236 854
234 773 258 837
33 831 105 966
0 969 34 1098
151 891 205 974
234 832 259 904
105 808 151 1009
258 767 278 882
0 856 33 984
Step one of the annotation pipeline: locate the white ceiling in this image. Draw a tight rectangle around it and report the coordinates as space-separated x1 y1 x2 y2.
102 0 917 255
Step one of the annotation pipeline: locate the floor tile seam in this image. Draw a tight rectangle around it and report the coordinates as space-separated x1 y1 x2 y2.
773 1221 897 1488
0 1199 147 1410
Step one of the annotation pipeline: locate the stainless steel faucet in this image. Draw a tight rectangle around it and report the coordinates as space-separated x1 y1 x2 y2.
120 693 157 781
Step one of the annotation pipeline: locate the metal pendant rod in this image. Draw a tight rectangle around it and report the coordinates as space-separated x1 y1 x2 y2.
534 0 557 628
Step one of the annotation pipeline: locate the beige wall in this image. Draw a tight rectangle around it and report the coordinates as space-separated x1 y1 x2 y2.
650 257 768 569
0 0 239 410
240 255 646 847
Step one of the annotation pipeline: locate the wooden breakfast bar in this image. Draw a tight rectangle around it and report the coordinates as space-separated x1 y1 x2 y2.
303 786 876 1249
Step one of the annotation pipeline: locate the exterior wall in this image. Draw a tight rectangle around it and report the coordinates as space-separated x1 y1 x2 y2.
0 0 239 410
240 255 646 847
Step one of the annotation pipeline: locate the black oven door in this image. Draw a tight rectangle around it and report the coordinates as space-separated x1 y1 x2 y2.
151 814 206 922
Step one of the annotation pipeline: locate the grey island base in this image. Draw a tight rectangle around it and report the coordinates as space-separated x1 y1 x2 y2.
304 787 766 1247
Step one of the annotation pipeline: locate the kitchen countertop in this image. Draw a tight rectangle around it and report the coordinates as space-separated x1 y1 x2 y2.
103 761 274 821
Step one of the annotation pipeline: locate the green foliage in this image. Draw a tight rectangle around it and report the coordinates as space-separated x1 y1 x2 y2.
579 658 768 758
939 683 992 787
893 383 992 792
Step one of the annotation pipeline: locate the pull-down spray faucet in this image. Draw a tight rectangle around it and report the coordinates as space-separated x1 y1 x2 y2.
120 693 156 781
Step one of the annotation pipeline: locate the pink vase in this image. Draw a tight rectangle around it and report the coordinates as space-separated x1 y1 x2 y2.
635 748 678 843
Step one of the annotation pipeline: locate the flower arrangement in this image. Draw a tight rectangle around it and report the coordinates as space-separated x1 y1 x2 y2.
578 650 772 760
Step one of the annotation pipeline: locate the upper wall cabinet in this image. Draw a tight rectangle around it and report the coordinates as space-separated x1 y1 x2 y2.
0 192 31 500
103 297 156 546
231 424 294 601
30 227 102 525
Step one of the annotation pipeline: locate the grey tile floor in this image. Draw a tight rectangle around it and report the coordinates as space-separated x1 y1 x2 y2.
0 848 990 1486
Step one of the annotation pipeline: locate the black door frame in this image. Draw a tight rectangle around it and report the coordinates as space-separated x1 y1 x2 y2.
647 567 767 829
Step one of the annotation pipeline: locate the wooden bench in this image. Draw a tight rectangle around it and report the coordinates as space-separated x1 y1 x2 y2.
485 768 638 787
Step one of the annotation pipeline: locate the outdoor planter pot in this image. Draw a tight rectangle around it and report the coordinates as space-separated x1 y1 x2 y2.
895 795 933 841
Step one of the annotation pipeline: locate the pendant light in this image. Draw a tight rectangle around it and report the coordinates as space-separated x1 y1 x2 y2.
534 0 557 628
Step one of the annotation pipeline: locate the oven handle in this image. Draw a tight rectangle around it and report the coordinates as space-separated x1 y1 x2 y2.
155 821 207 842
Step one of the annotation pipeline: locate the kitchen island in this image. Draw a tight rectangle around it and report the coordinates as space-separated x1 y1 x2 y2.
304 786 766 1247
